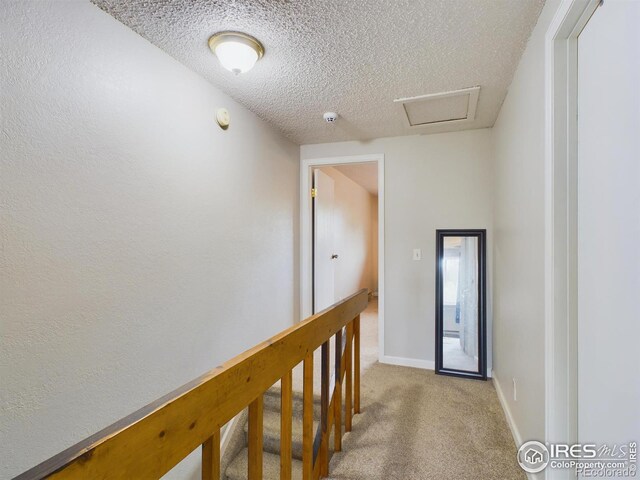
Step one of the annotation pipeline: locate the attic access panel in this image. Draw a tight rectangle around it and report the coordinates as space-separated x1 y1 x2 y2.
395 86 480 127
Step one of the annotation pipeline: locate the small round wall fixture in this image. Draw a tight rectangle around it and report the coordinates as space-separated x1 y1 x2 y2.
216 108 230 130
208 31 264 74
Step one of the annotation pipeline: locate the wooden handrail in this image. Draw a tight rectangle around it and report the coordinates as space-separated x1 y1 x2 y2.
14 288 368 480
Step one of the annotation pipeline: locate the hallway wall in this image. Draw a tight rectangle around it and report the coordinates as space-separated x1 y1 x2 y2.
317 166 377 300
491 0 561 453
302 129 493 370
0 2 299 478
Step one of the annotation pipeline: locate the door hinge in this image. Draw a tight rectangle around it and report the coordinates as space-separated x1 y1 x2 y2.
311 188 317 198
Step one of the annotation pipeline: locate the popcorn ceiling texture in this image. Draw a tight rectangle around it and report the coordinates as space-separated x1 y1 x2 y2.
93 0 545 144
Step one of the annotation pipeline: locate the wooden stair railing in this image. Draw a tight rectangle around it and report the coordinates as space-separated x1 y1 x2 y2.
14 289 368 480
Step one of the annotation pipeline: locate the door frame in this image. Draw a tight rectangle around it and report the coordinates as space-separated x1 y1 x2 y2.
300 154 385 362
544 0 599 468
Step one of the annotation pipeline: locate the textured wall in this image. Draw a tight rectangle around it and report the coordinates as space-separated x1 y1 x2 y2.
0 2 298 478
302 129 493 369
491 0 561 449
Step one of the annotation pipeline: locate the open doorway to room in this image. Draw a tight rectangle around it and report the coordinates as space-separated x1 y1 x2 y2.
312 164 378 310
301 155 384 371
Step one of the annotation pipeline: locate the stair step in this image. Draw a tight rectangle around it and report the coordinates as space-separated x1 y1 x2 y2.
243 406 319 459
225 447 303 480
263 386 321 420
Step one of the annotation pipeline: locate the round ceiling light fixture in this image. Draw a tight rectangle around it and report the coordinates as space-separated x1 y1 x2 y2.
208 31 264 74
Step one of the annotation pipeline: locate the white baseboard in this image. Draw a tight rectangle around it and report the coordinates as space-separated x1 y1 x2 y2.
493 372 543 479
493 370 524 447
493 371 538 479
379 355 435 370
379 355 492 378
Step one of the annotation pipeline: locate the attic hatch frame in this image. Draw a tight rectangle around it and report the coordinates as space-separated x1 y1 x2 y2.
394 86 480 128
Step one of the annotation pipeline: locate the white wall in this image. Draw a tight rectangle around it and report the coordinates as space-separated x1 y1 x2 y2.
0 2 299 478
318 167 377 299
302 129 493 370
491 0 561 449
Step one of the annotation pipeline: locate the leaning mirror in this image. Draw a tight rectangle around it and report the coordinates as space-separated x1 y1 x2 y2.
435 230 487 379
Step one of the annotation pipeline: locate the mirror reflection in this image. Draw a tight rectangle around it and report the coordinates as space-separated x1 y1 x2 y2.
436 229 486 379
442 236 479 372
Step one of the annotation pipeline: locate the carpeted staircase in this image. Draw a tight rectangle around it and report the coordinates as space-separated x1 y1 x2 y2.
224 386 322 480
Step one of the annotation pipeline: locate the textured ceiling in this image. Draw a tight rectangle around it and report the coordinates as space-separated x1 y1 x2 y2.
334 163 378 195
93 0 545 145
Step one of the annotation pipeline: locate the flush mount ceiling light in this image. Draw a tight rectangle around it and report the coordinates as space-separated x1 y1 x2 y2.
208 31 264 74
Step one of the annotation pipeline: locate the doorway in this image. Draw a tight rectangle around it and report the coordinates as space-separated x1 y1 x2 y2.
576 0 640 450
301 154 384 363
546 0 639 465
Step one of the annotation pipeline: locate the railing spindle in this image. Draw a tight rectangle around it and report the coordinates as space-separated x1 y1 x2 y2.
334 328 343 452
345 321 354 432
354 314 361 414
302 353 314 480
280 370 293 480
248 395 263 480
201 429 220 480
319 341 330 476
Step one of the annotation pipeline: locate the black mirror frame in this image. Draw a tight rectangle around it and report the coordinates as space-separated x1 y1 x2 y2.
435 229 487 380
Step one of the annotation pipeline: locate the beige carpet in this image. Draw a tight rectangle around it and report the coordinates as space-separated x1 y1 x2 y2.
226 299 525 479
326 364 525 479
325 299 525 479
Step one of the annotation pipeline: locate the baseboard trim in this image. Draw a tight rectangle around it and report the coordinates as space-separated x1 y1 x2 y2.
379 355 493 378
492 371 523 446
492 371 539 479
379 355 435 370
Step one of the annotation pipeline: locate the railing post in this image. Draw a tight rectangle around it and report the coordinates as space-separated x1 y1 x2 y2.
334 328 343 452
201 429 220 480
280 370 293 480
248 395 263 480
302 353 314 480
354 314 361 414
319 341 330 476
345 321 354 432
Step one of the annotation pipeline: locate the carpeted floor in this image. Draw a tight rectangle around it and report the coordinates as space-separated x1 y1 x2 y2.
227 299 525 479
323 298 525 480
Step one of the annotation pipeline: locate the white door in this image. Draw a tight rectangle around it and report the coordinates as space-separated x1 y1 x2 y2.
577 0 640 450
313 169 336 312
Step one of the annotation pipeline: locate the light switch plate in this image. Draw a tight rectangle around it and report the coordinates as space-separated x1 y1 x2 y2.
413 248 422 260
